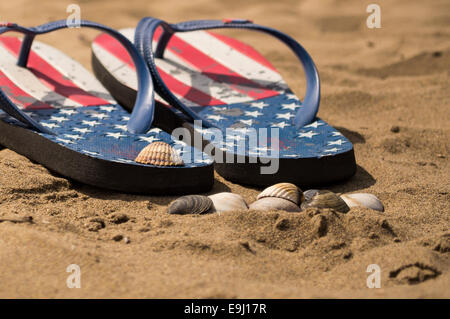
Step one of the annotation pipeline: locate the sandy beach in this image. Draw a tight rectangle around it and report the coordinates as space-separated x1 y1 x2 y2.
0 0 449 298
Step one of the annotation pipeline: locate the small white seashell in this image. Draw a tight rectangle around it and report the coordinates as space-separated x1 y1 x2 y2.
208 192 248 213
340 193 384 212
249 197 301 212
257 183 303 205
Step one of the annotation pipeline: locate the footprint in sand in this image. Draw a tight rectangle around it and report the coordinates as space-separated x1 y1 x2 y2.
380 127 448 155
389 263 441 285
357 50 450 78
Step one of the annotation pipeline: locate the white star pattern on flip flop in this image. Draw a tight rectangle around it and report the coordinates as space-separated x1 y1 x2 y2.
138 136 159 143
276 113 295 120
50 116 68 123
194 127 214 135
281 103 300 110
286 93 298 100
82 120 100 127
59 109 77 116
324 148 340 153
327 139 346 146
244 110 263 118
148 128 162 134
81 150 99 156
114 124 128 131
239 119 253 126
41 122 60 129
254 146 271 152
73 127 92 134
248 150 265 156
100 106 116 112
64 134 82 140
121 116 130 121
250 101 269 109
298 131 319 138
115 158 134 163
56 137 73 144
271 121 290 128
90 113 109 120
206 114 225 122
105 132 126 139
304 121 324 129
172 139 188 146
197 158 213 164
332 131 343 136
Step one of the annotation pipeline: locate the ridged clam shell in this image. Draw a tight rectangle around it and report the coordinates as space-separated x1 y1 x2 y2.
135 141 183 166
340 193 384 212
256 183 303 205
208 192 248 212
249 197 301 212
301 190 350 213
167 195 215 215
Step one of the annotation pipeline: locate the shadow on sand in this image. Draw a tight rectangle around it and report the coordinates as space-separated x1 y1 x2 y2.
327 164 376 194
65 175 231 207
335 126 366 144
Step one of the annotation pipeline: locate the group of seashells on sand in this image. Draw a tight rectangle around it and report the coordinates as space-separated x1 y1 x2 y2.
167 183 384 215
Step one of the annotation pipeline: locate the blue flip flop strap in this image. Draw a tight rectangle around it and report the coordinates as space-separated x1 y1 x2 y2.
0 20 155 135
135 17 216 128
136 18 320 129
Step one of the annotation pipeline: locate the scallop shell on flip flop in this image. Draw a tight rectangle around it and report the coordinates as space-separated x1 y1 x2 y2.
256 183 303 205
249 197 301 212
301 190 350 213
208 192 248 212
167 195 215 215
135 141 183 166
340 193 384 212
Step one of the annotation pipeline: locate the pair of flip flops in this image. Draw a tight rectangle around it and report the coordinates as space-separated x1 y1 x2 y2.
0 18 356 194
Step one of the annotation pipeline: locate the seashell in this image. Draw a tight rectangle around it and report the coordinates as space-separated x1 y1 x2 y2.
257 183 303 205
249 197 301 212
135 141 183 166
301 190 350 213
303 189 319 202
208 192 248 212
167 195 215 215
340 193 384 212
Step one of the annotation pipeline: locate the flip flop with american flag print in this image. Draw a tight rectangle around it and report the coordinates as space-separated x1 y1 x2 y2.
0 20 213 194
91 18 356 187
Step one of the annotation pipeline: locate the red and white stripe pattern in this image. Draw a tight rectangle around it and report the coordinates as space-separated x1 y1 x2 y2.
0 36 115 110
92 28 288 107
